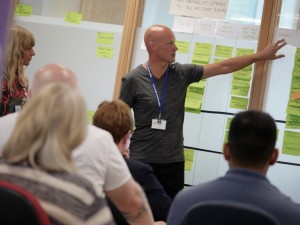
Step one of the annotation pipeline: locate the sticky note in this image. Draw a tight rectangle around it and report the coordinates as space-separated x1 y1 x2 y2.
175 41 190 54
225 118 233 130
193 42 213 56
235 48 254 57
97 32 114 45
286 114 300 129
97 46 114 58
64 12 82 24
87 109 95 124
184 149 195 171
230 85 250 97
282 130 300 156
191 54 210 65
214 45 233 58
15 4 32 16
230 96 249 109
185 81 206 114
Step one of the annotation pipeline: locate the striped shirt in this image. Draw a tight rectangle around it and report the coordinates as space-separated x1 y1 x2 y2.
0 164 115 225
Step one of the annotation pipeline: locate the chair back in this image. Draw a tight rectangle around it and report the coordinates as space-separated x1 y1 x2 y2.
0 180 51 225
180 201 280 225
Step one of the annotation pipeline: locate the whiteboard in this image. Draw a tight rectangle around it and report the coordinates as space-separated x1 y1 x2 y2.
15 15 123 111
131 28 300 203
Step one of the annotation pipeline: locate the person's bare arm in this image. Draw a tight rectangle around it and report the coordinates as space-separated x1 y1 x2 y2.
202 39 287 79
105 178 157 225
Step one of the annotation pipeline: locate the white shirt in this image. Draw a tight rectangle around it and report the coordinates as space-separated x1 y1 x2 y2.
73 124 131 193
0 113 131 193
0 112 19 154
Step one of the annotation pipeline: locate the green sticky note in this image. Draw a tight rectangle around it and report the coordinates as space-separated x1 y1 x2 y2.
223 129 229 145
185 81 206 113
185 98 203 113
240 64 253 73
292 65 300 77
286 114 300 129
96 46 114 58
87 110 95 124
213 58 224 63
230 85 250 97
232 71 252 80
64 12 82 24
236 48 254 57
282 130 300 156
295 48 300 60
232 77 251 87
290 76 300 92
230 96 249 110
295 48 300 56
175 41 190 54
15 4 32 16
97 32 114 45
184 148 195 171
226 118 233 130
286 99 300 116
191 54 210 65
214 45 233 58
193 42 213 56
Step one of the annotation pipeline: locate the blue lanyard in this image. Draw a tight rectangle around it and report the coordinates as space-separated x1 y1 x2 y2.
146 63 169 119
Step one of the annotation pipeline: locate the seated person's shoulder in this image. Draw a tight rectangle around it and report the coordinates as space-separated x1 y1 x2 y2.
126 159 152 171
0 112 19 124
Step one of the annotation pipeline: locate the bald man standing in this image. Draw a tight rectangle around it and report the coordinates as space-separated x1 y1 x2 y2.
0 64 165 225
120 24 287 199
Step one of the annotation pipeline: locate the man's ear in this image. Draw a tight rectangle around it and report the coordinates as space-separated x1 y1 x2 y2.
223 143 231 161
269 148 279 165
120 130 131 146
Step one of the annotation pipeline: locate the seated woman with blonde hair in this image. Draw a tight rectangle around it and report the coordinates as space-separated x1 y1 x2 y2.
0 82 114 225
1 26 36 116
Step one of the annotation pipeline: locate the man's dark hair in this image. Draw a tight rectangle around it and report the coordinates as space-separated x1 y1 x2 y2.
228 110 277 166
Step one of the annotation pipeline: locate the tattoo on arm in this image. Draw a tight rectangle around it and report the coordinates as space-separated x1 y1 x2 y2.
121 202 148 223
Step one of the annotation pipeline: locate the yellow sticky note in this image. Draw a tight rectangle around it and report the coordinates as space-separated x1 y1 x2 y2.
15 4 32 17
230 96 249 110
214 45 233 58
232 77 251 87
175 41 190 54
230 85 250 97
232 71 252 80
184 149 195 171
286 98 300 116
236 48 254 57
64 12 82 24
225 118 233 130
97 46 114 58
290 76 300 93
185 82 205 114
295 47 300 58
191 54 210 65
87 110 95 124
286 114 300 129
223 129 229 146
97 32 114 45
282 130 300 156
193 42 213 56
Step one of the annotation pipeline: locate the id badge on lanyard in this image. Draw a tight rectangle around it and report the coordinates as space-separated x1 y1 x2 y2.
146 63 168 130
